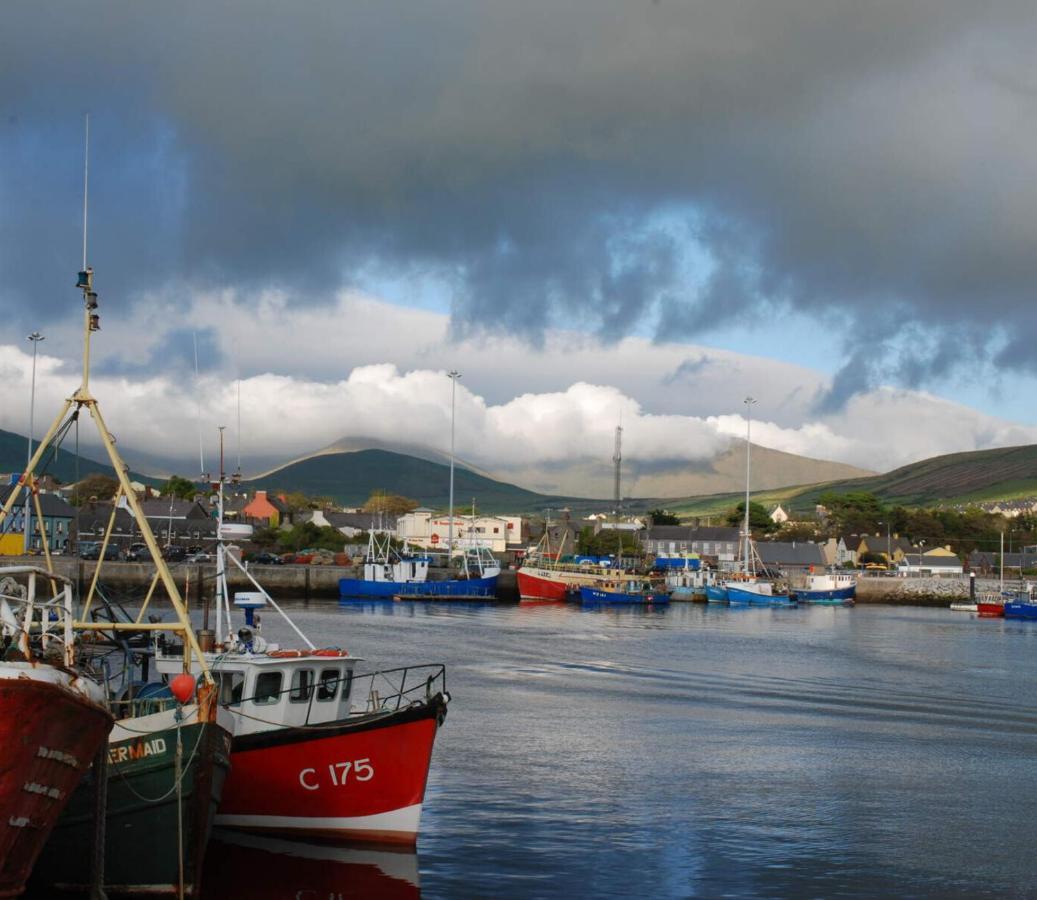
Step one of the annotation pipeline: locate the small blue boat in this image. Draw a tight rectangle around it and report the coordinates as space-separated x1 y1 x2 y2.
579 583 669 605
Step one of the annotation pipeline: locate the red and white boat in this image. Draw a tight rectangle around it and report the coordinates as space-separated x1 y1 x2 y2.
517 528 645 601
156 480 449 845
977 593 1006 618
0 567 113 898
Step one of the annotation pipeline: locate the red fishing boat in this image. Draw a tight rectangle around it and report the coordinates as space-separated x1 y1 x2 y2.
153 477 449 846
517 530 642 601
977 593 1006 618
0 568 113 898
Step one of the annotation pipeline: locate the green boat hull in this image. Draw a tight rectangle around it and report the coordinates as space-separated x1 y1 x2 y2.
33 719 231 896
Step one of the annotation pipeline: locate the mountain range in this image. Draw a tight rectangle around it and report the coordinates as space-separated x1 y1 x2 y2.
5 423 1036 517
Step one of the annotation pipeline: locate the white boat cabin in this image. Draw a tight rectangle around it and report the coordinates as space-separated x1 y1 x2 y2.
157 650 360 736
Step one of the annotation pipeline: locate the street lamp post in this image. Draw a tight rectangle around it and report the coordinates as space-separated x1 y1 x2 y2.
24 332 44 553
447 371 460 564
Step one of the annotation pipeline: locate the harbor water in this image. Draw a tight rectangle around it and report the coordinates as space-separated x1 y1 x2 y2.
199 601 1037 899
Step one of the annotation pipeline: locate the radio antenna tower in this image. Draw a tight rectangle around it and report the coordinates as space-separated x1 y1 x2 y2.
612 423 623 521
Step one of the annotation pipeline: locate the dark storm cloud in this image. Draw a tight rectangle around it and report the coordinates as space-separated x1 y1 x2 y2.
2 1 1036 404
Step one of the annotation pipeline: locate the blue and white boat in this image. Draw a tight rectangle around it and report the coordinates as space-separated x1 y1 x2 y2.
791 571 857 605
579 580 669 605
724 578 795 607
339 533 500 599
1004 587 1037 620
704 584 729 604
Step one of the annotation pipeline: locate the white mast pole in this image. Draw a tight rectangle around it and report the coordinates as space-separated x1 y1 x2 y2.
447 370 460 563
743 396 756 576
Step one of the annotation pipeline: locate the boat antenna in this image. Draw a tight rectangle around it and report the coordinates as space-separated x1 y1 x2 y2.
194 331 206 481
612 422 623 524
743 396 756 576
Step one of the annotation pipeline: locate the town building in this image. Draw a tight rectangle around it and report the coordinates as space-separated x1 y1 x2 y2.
640 526 741 561
0 486 76 554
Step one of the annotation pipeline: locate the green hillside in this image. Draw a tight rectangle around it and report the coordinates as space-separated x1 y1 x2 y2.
0 426 120 483
758 443 1037 513
249 449 578 514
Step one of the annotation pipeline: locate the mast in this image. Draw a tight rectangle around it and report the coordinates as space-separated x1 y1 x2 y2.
742 396 756 576
447 370 460 563
612 424 623 523
0 120 213 682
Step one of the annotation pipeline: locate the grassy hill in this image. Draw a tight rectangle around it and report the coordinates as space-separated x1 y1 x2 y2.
664 444 1037 520
249 448 579 514
0 426 122 483
785 444 1037 510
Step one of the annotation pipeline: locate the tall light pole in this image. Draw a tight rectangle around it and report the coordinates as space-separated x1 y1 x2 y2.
878 520 891 568
447 371 460 563
742 397 756 574
24 332 44 553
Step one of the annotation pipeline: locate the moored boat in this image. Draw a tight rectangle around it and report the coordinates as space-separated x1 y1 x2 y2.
156 476 451 846
579 581 669 604
0 568 113 899
339 533 499 599
724 578 795 607
791 571 857 605
977 593 1006 618
33 702 231 896
1004 589 1037 620
704 584 729 604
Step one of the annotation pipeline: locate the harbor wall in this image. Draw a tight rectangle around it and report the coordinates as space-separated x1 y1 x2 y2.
5 556 521 603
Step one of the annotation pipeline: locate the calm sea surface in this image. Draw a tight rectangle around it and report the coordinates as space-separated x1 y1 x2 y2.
204 601 1037 899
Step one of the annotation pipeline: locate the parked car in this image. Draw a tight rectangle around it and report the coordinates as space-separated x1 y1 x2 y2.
250 552 284 566
79 542 122 561
186 551 213 563
125 542 149 562
162 544 187 562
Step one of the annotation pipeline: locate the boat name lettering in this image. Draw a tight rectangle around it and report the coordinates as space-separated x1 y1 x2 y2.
109 737 168 764
22 781 63 800
298 757 374 791
36 746 79 768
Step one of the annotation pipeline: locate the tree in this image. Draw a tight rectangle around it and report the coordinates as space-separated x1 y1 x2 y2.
362 491 419 518
725 501 774 533
70 473 120 505
816 491 886 534
160 475 199 500
578 527 644 557
648 508 680 526
780 522 818 542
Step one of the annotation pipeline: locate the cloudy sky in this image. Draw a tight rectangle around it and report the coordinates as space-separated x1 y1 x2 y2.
2 2 1037 488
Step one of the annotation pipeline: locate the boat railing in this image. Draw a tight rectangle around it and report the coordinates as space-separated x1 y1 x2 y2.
218 662 448 726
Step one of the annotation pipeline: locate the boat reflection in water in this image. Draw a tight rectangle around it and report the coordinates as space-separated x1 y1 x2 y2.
201 830 420 899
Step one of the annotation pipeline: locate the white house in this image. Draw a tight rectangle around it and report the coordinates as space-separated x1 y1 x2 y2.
769 504 789 525
897 550 963 576
396 509 522 554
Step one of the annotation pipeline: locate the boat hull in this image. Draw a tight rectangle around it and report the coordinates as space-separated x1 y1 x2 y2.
726 585 795 606
1004 600 1037 620
579 586 669 604
216 694 448 845
339 574 497 599
35 720 231 896
516 569 570 602
0 668 113 899
793 585 856 604
977 602 1005 618
704 585 728 604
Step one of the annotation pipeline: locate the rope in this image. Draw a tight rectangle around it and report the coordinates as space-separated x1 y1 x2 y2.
176 716 185 900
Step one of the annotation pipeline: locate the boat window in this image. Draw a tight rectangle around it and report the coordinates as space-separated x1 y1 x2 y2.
254 671 283 705
317 668 341 702
290 668 315 703
217 671 244 707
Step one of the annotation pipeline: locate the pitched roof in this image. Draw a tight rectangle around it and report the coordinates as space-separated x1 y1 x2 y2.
756 542 826 566
0 486 75 518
